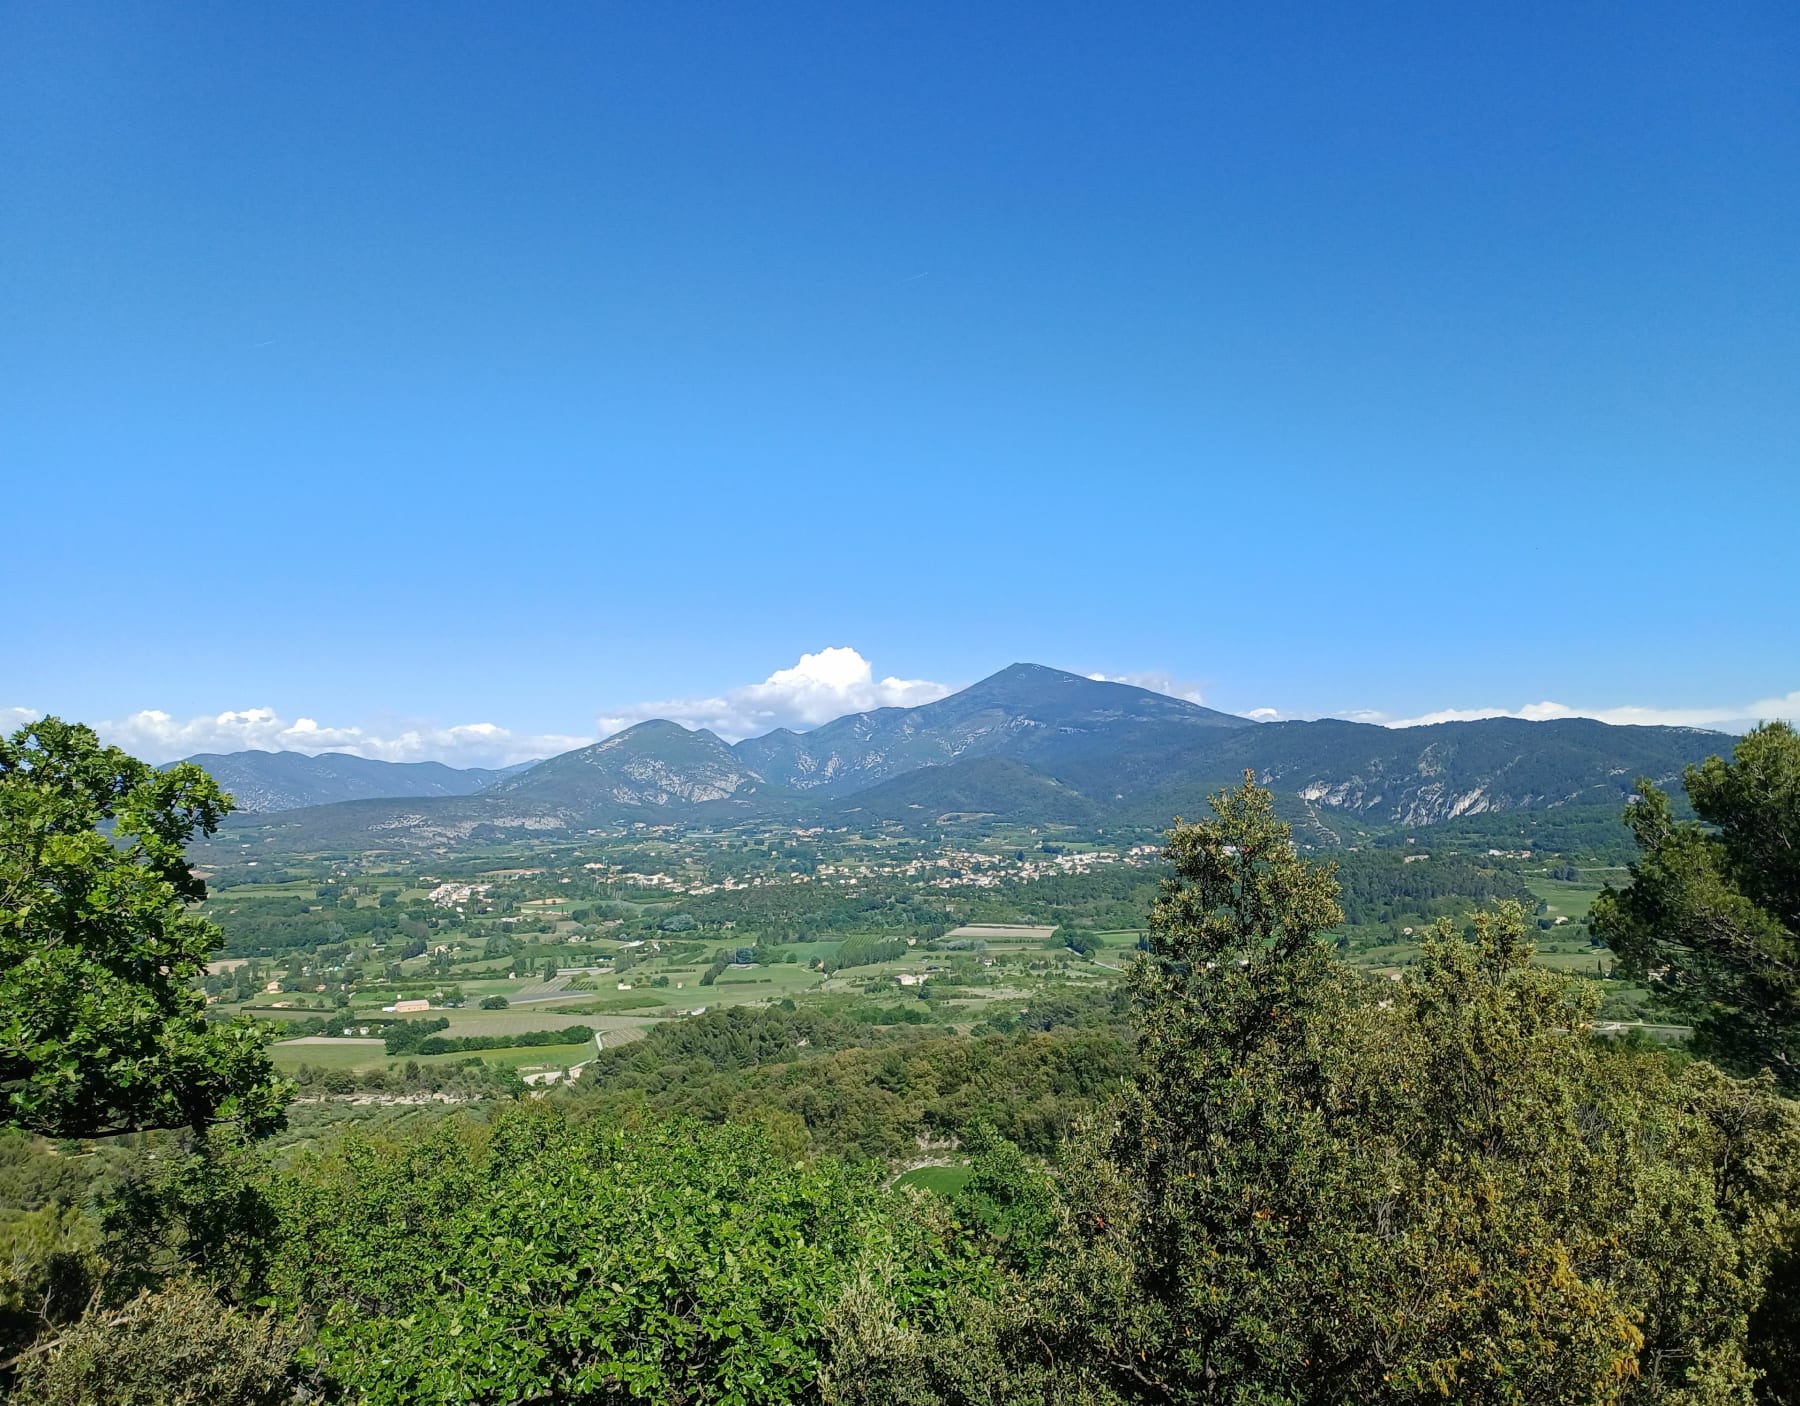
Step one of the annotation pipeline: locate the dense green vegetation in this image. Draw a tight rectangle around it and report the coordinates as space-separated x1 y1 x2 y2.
1595 722 1799 1089
566 1003 1132 1160
3 721 1797 1403
0 721 289 1141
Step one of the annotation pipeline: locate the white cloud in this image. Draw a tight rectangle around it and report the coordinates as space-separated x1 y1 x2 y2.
0 705 586 769
1344 690 1800 733
597 647 953 741
1085 671 1209 706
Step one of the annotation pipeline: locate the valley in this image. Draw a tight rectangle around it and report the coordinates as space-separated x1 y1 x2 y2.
195 779 1666 1130
165 663 1720 1124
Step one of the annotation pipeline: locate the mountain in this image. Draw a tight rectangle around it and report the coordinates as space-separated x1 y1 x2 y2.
485 720 769 812
893 715 1728 829
829 756 1106 826
735 663 1250 793
199 665 1737 851
171 750 536 813
1155 716 1723 825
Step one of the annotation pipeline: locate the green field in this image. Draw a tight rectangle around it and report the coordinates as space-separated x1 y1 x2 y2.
271 1024 648 1075
894 1165 972 1196
1523 869 1622 923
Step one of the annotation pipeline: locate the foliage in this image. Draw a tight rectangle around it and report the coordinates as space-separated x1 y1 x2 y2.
0 1203 102 1367
568 1005 1132 1159
1029 774 1798 1404
269 1107 982 1404
382 1015 451 1054
0 719 290 1139
1327 847 1533 928
101 1131 285 1304
1595 722 1800 1088
946 1123 1057 1275
827 936 910 973
10 1277 295 1406
413 1023 594 1055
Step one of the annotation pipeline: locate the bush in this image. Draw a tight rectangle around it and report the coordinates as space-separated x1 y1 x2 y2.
0 1205 101 1365
478 994 510 1010
12 1278 294 1406
270 1109 980 1403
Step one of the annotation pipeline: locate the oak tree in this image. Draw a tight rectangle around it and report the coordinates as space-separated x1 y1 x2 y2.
0 719 289 1140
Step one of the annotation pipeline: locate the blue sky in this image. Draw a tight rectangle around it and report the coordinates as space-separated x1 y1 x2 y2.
4 3 1796 764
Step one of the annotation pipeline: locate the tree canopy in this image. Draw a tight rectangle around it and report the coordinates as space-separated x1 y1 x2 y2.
1007 774 1800 1404
1595 721 1800 1089
0 719 289 1140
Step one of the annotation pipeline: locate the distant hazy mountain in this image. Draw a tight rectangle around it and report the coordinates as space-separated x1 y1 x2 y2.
173 750 537 812
203 665 1735 850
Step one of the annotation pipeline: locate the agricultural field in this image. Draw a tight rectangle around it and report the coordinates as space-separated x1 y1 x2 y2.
195 825 1678 1125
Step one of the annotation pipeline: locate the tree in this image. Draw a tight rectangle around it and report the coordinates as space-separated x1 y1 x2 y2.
1594 722 1800 1089
1032 775 1795 1404
0 720 289 1140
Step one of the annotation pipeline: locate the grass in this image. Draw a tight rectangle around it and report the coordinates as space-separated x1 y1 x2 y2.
269 1040 382 1070
894 1165 972 1196
271 1029 647 1075
1524 876 1609 922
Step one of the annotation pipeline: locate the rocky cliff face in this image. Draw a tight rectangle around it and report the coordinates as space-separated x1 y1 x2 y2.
487 719 767 811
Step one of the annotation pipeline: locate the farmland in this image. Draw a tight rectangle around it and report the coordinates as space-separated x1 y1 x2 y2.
185 807 1681 1140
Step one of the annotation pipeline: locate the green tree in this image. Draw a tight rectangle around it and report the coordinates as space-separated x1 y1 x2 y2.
1028 776 1795 1404
1594 722 1800 1088
0 720 289 1140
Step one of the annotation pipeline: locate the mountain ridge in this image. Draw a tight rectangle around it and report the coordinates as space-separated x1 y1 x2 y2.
195 664 1735 847
167 750 537 813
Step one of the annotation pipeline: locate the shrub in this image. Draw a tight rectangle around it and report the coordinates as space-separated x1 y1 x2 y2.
11 1278 295 1406
0 1205 101 1365
269 1109 982 1403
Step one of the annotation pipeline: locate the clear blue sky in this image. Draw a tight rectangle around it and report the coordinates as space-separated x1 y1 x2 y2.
4 2 1796 762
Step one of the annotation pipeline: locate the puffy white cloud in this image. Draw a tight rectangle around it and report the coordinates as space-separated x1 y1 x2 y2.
597 647 953 741
1086 671 1209 706
0 705 587 768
